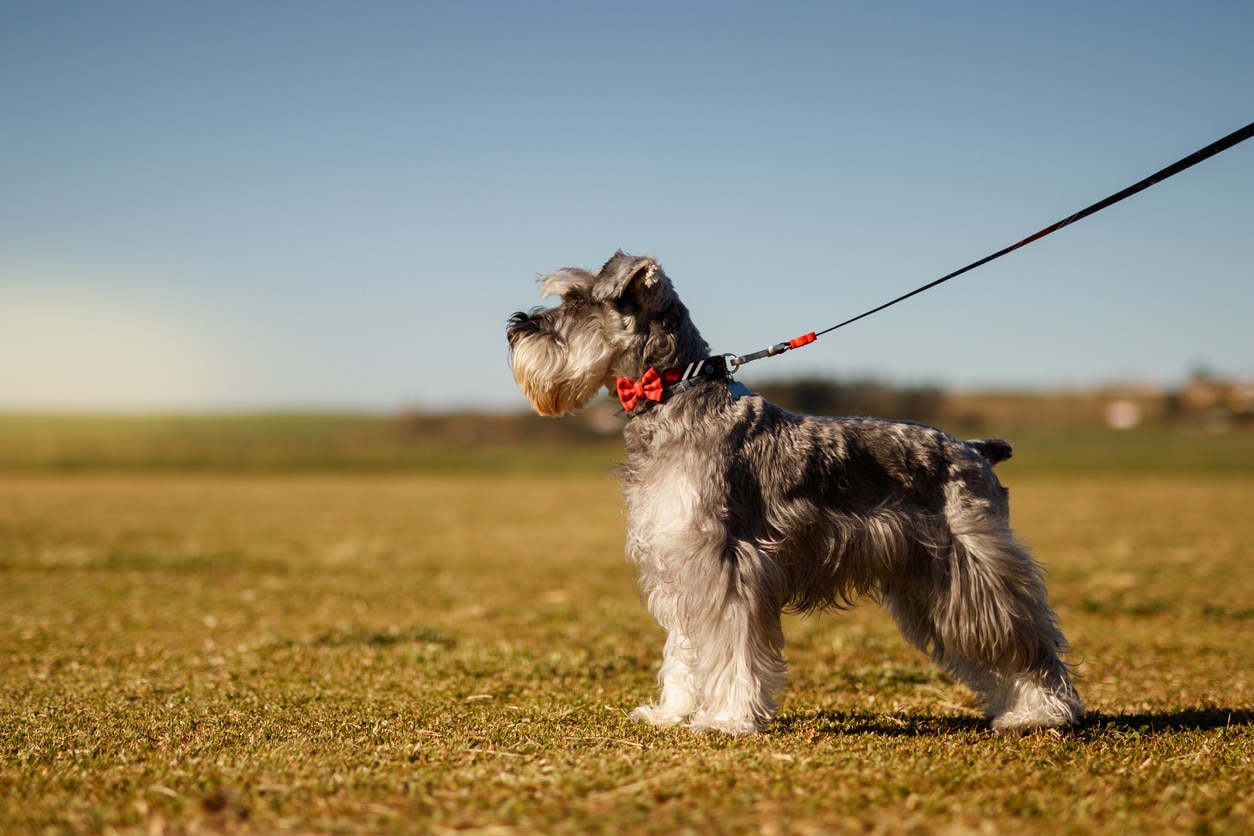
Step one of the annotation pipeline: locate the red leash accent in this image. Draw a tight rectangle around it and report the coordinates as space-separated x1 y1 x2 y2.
789 332 816 349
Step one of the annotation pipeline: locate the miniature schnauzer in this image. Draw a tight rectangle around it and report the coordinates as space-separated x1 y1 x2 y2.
506 251 1083 736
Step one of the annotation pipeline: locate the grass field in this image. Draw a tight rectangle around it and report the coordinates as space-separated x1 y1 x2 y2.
2 425 1253 833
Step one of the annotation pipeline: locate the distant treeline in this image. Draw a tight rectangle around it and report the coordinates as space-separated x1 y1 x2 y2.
755 379 944 424
1 375 1250 472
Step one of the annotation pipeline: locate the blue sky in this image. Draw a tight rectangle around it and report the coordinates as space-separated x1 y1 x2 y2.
2 1 1251 413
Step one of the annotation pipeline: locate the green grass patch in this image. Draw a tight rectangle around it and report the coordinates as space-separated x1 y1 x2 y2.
996 426 1254 476
0 413 624 473
2 472 1252 833
3 412 1253 475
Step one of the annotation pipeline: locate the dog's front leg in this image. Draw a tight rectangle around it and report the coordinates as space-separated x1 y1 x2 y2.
683 589 788 736
633 541 788 736
629 628 698 728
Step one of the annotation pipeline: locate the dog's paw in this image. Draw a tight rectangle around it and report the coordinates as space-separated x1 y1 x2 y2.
629 704 687 728
686 711 762 737
988 678 1084 735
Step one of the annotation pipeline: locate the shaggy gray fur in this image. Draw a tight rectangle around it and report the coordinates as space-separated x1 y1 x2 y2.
507 251 1083 736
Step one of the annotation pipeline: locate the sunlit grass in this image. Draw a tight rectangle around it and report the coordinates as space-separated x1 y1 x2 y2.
2 469 1252 833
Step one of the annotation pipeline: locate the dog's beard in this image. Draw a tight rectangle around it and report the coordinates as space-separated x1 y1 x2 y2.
510 333 614 416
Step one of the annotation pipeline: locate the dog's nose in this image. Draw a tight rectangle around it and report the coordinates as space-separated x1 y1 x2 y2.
507 311 541 343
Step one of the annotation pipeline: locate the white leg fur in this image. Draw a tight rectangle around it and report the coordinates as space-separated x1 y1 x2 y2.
986 669 1084 734
684 595 788 736
629 629 697 727
632 539 789 736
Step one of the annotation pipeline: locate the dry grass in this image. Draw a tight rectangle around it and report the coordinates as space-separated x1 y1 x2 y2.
2 470 1252 833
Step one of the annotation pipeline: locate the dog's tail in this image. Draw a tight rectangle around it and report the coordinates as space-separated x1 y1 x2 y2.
968 438 1013 466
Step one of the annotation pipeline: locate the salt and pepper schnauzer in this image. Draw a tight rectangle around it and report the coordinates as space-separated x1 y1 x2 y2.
506 252 1083 736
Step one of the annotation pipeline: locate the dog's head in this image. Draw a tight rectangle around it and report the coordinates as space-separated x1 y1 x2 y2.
507 251 708 416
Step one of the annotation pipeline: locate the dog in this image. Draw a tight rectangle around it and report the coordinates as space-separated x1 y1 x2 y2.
506 251 1083 736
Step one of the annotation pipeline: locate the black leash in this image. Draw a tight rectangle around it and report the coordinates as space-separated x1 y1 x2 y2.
730 119 1254 369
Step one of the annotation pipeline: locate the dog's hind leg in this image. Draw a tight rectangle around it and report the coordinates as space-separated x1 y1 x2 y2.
886 490 1083 732
950 530 1083 733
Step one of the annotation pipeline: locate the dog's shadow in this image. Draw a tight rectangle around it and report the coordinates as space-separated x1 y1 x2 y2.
1076 707 1254 737
773 707 1254 738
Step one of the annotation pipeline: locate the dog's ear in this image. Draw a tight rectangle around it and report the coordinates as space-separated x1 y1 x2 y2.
537 267 596 300
591 251 669 306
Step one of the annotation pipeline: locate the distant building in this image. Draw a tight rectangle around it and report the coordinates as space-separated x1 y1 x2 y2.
1168 373 1254 433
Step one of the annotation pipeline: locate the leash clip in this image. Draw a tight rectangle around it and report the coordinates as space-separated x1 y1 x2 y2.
728 331 816 368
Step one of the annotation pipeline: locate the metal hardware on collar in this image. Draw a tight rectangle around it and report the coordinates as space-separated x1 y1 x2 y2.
667 356 730 394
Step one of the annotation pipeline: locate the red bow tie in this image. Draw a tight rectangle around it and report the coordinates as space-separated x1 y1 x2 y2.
616 367 681 411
